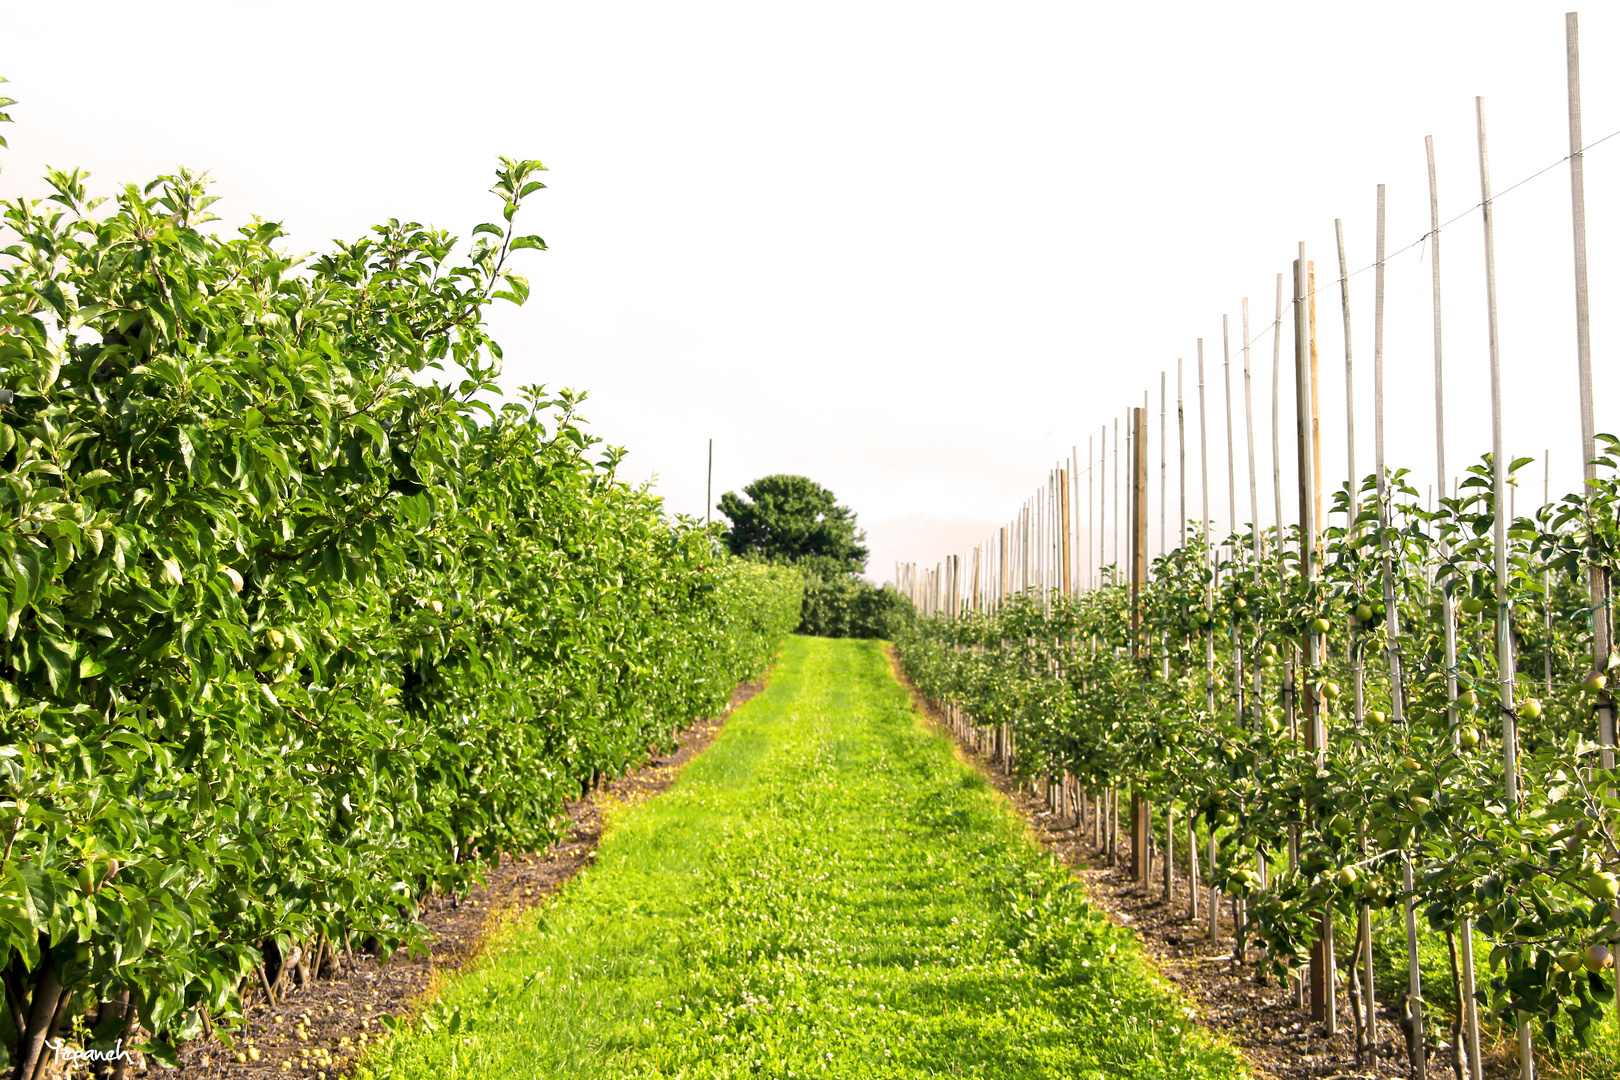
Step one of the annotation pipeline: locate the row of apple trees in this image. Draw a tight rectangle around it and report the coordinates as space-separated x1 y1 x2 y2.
897 449 1620 1055
0 145 803 1078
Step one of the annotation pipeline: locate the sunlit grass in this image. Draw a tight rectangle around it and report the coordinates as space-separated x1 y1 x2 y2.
358 636 1247 1079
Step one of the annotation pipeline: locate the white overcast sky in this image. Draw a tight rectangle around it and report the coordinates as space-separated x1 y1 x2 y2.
2 2 1616 583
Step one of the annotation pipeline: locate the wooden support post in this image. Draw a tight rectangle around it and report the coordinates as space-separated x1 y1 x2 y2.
1428 131 1478 1077
1567 14 1614 770
1336 219 1358 522
1130 406 1150 882
1133 406 1149 654
1224 314 1238 547
1478 95 1534 1080
1271 273 1285 549
1060 467 1072 597
1295 250 1332 1025
1178 359 1188 549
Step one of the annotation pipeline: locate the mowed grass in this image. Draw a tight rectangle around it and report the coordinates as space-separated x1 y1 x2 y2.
358 637 1248 1080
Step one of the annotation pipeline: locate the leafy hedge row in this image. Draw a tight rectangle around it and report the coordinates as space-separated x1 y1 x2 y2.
898 450 1619 1058
0 150 802 1076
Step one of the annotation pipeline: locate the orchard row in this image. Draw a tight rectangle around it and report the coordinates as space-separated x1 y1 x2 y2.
0 158 802 1077
896 450 1619 1066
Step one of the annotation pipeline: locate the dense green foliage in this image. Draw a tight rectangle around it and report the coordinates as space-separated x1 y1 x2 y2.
718 474 903 638
717 474 868 574
898 449 1620 1057
362 637 1246 1080
0 141 802 1074
798 566 908 640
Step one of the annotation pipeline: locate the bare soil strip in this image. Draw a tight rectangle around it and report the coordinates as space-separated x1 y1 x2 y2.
883 646 1517 1080
167 678 766 1080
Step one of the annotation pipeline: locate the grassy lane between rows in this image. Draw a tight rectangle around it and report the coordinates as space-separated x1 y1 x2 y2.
357 637 1248 1080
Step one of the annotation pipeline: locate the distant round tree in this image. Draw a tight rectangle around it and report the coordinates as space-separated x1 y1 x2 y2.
717 474 869 575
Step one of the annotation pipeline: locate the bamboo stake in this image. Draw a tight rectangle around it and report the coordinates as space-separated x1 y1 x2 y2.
1567 12 1614 771
1224 314 1238 549
1161 372 1168 559
1374 182 1427 1077
1296 247 1332 1025
1478 94 1533 1080
1162 374 1172 679
1061 467 1071 597
1179 360 1188 549
1244 299 1260 569
1198 339 1218 938
1102 425 1109 577
1429 129 1483 1079
1272 273 1286 550
1132 406 1150 881
1337 219 1358 521
1545 453 1553 693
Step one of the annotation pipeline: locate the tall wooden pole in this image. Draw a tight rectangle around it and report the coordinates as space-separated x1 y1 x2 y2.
1089 435 1096 591
1295 248 1331 1023
1366 183 1427 1078
1131 407 1150 881
1428 131 1482 1080
1567 13 1614 767
1178 360 1188 549
1309 263 1324 536
1161 371 1168 560
1134 408 1149 650
1224 315 1238 546
1243 299 1259 563
1102 425 1109 576
1198 339 1219 938
1272 274 1286 549
1336 219 1357 521
1479 96 1534 1080
1071 446 1081 593
1060 467 1072 597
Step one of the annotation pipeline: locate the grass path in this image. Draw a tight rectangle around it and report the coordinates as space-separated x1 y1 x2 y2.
358 638 1247 1079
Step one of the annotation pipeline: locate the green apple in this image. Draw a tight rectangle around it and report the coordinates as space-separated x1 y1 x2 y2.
1335 866 1359 887
1403 756 1422 773
1461 596 1487 615
1581 671 1609 695
1458 727 1481 749
1519 698 1543 720
1586 945 1614 972
1592 872 1620 900
1309 616 1332 634
1458 689 1480 707
1368 710 1388 724
1557 951 1584 973
1410 796 1432 814
1233 597 1248 611
1354 604 1373 622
